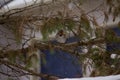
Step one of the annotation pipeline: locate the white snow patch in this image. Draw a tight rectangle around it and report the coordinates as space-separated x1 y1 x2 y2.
111 54 117 59
58 75 120 80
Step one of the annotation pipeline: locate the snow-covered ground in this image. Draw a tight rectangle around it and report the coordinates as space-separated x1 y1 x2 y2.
58 75 120 80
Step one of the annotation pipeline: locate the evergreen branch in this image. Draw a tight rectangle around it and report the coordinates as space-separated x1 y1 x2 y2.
0 38 105 58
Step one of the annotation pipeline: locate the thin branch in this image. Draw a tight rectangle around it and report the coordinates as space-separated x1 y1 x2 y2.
0 59 59 80
86 2 104 15
0 71 16 77
0 38 105 59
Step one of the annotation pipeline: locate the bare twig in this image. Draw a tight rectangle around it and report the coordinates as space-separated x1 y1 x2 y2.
0 59 59 80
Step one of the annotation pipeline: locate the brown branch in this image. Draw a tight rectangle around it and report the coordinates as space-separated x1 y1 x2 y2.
34 38 105 58
0 38 105 58
1 0 56 18
0 59 59 80
0 71 17 77
65 38 105 46
0 70 29 77
86 2 104 15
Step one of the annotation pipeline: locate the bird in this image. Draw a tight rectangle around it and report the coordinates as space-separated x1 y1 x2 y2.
55 30 67 43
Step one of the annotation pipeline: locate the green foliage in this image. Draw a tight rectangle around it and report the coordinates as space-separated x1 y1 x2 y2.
105 29 120 43
95 28 104 38
65 18 75 30
88 47 102 67
91 54 103 67
80 14 91 31
7 51 17 63
90 47 100 54
41 18 75 40
25 53 39 68
6 51 25 65
78 28 88 39
25 60 32 68
78 14 92 40
7 17 23 44
12 26 22 44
